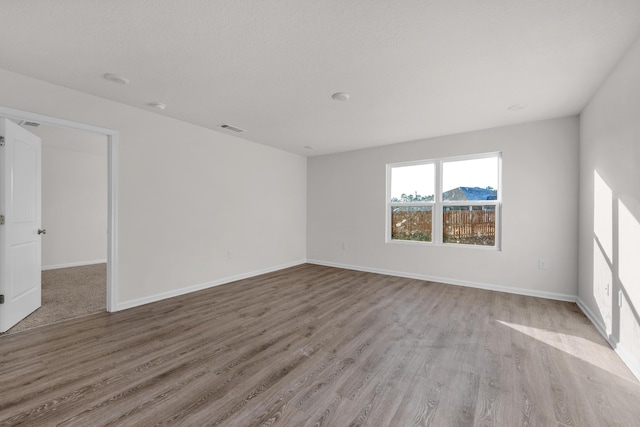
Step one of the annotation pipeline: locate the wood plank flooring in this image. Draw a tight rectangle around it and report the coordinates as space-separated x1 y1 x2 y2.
1 264 639 426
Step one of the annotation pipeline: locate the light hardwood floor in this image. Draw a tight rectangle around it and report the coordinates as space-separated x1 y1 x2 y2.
1 264 638 426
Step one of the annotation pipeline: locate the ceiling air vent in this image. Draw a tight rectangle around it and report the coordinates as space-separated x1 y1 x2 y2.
219 123 245 133
19 120 41 127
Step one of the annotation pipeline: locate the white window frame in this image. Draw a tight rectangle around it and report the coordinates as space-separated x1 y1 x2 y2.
386 152 502 249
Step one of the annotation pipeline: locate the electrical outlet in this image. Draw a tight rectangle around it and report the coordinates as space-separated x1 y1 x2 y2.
618 290 623 308
227 249 233 259
342 242 348 251
538 259 548 269
605 283 610 296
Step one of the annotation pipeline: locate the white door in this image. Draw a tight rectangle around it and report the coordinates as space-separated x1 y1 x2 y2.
0 118 42 333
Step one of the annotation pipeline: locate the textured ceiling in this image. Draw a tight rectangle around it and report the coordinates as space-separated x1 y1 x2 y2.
1 1 639 156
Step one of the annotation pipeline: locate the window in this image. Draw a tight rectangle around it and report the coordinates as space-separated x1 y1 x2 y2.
387 153 501 248
389 163 435 242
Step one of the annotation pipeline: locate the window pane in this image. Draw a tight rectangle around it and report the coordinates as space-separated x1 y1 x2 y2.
443 206 495 246
391 206 432 242
442 157 498 201
390 164 434 202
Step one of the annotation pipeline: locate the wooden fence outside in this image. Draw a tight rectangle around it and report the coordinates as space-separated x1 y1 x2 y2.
391 208 495 245
391 208 433 241
443 209 495 245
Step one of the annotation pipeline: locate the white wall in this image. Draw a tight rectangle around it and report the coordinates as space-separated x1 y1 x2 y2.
34 125 108 269
308 117 579 299
579 34 640 378
0 68 307 308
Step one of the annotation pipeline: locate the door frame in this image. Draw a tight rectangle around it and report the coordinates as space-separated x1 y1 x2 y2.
0 106 119 312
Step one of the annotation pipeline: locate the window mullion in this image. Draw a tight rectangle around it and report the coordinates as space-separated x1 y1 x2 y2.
434 160 443 244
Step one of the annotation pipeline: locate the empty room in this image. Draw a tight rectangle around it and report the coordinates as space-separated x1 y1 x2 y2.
1 1 639 426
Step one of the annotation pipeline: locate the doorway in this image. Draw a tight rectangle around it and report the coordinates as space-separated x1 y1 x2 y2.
7 123 108 333
0 106 119 329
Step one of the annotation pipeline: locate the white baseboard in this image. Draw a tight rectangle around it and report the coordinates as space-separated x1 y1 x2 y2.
311 260 639 381
307 259 577 302
42 259 107 271
616 346 640 382
112 257 640 383
575 298 610 342
576 298 640 382
116 259 307 311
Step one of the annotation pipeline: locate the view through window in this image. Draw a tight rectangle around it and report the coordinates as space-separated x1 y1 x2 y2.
388 153 501 247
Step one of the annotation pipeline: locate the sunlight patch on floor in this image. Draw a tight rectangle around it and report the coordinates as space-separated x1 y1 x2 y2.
496 319 636 382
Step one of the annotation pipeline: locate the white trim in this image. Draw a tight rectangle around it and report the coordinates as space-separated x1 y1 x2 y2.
386 152 502 249
0 108 114 135
576 298 640 381
615 345 640 382
495 154 503 248
116 259 307 311
385 238 500 251
106 133 118 312
575 298 609 341
307 259 577 302
42 259 107 271
0 106 119 313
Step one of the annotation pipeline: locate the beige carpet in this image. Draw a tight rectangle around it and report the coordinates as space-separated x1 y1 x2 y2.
2 263 106 335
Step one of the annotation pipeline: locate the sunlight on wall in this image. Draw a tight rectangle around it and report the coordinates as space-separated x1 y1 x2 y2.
594 171 613 258
593 242 613 334
593 170 613 333
618 198 640 360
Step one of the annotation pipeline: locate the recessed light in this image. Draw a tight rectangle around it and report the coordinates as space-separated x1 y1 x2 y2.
304 145 315 150
103 73 130 85
508 103 525 111
148 101 167 110
332 92 350 102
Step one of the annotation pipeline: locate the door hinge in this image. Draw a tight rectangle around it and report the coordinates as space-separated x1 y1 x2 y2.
0 136 5 146
0 215 4 225
0 295 4 304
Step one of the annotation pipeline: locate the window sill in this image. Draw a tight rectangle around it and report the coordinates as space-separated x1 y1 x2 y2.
386 239 501 251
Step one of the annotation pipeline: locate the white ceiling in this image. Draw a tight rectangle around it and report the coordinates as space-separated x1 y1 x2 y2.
1 1 639 156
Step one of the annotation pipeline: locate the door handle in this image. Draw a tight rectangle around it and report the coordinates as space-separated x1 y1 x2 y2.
38 229 47 235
